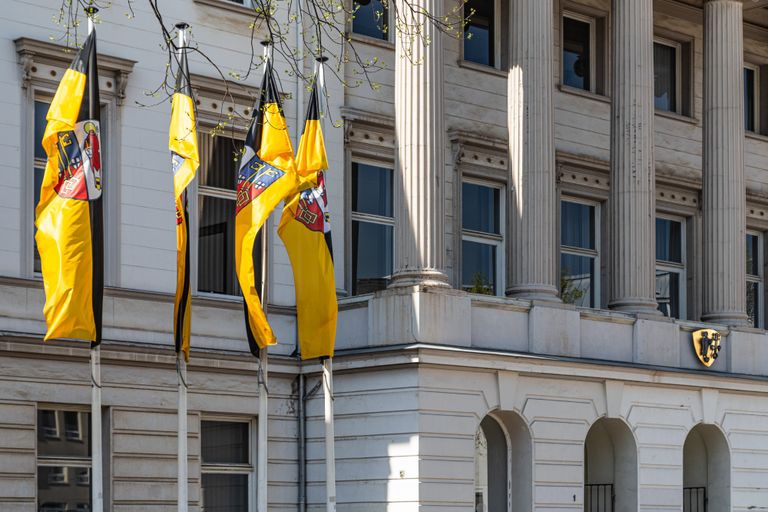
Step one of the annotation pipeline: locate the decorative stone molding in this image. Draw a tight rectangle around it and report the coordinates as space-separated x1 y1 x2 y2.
15 37 136 105
190 72 261 129
341 107 395 150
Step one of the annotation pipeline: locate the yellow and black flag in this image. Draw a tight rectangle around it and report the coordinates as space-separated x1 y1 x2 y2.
235 60 297 355
278 79 337 360
169 43 199 361
35 31 103 345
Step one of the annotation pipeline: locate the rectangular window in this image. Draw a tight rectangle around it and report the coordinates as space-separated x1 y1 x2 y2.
201 420 253 511
745 66 759 133
562 14 594 92
656 217 685 319
462 182 503 295
37 409 91 512
198 134 250 296
464 0 497 67
351 161 394 294
560 200 599 307
747 232 763 328
352 0 389 40
654 40 681 113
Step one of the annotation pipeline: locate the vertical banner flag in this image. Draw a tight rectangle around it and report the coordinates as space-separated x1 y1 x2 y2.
35 31 103 345
235 60 297 355
169 40 199 362
278 78 337 360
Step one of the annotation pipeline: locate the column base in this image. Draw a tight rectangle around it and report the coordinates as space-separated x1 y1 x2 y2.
506 284 561 302
608 299 660 316
701 311 749 327
389 268 450 289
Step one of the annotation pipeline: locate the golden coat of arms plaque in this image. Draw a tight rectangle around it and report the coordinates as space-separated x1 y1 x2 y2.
692 329 722 368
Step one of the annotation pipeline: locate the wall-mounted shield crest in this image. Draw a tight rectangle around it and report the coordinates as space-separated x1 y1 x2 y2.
692 329 722 367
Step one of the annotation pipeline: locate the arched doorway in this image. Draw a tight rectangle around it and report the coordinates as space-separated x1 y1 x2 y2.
583 418 638 512
474 412 532 512
683 424 730 512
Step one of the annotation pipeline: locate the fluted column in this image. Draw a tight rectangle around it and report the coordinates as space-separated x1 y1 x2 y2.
608 0 658 314
506 0 559 300
389 0 449 288
702 0 747 325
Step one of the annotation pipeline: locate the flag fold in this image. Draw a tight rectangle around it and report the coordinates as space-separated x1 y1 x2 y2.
35 31 103 345
278 77 337 360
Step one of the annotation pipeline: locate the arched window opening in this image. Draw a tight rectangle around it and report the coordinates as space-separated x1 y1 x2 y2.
584 418 637 512
683 424 730 512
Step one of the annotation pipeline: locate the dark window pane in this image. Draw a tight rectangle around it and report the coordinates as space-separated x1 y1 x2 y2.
352 220 393 294
656 270 680 318
38 411 90 458
464 0 495 66
198 196 242 296
747 281 760 328
352 162 393 217
561 253 594 307
745 68 756 132
656 218 682 263
38 466 91 512
202 473 248 512
561 201 595 250
34 101 49 161
654 42 677 112
462 240 496 295
352 0 388 40
33 165 45 273
202 136 242 190
747 234 760 276
462 183 499 234
202 421 249 464
563 17 591 91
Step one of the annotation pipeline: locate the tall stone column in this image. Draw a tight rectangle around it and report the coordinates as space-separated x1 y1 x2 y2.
507 0 559 300
390 0 449 288
608 0 658 314
702 0 747 325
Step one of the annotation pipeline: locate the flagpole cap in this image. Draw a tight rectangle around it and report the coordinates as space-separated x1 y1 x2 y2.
260 39 273 47
175 22 190 30
316 56 329 64
84 6 99 16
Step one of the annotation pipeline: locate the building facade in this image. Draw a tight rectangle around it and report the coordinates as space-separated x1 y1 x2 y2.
2 0 768 510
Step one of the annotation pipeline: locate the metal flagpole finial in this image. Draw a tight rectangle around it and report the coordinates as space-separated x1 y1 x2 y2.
175 22 190 48
85 5 98 34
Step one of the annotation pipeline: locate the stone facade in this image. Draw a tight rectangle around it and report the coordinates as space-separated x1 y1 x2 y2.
1 0 768 511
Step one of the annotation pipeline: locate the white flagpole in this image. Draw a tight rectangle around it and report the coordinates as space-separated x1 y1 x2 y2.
174 23 190 512
85 8 104 512
257 40 271 512
315 58 337 512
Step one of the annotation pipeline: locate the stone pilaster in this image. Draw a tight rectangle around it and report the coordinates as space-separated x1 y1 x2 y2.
608 0 658 314
702 0 747 325
506 0 559 300
390 0 449 287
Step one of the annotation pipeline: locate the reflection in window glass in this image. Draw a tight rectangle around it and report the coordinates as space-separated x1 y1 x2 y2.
352 162 393 217
747 234 760 276
656 218 682 263
462 183 499 234
747 233 762 328
745 68 756 132
202 421 249 464
561 253 593 308
747 281 760 328
654 42 677 112
462 240 496 295
352 220 393 294
202 473 248 512
560 201 598 308
561 201 595 250
38 467 91 512
198 195 240 295
464 0 494 66
352 0 388 40
656 270 679 318
563 17 591 91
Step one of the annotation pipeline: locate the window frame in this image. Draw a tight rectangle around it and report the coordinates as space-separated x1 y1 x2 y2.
350 0 394 44
200 416 257 512
348 156 396 296
653 37 683 115
559 196 601 308
461 0 502 69
745 63 760 134
655 214 686 320
561 11 597 94
460 178 505 296
746 230 763 329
